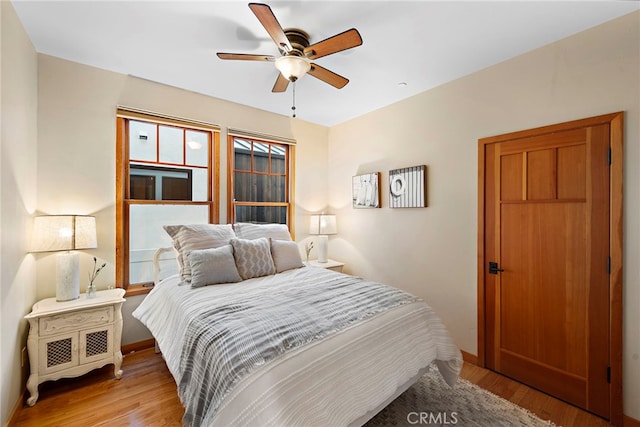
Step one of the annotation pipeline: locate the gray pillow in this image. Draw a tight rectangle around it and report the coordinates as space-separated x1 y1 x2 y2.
186 245 242 288
230 237 276 280
271 239 304 273
233 223 292 241
163 224 236 282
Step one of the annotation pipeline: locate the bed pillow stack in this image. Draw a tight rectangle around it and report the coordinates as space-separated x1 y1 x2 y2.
163 222 304 288
163 224 240 286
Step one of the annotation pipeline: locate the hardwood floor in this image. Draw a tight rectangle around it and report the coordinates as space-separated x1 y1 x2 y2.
12 347 614 426
13 348 183 427
459 363 611 427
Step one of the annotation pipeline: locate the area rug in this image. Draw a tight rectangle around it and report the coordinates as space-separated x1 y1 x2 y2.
365 364 555 426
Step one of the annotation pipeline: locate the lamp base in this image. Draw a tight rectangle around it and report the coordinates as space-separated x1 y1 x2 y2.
316 235 329 263
56 252 80 301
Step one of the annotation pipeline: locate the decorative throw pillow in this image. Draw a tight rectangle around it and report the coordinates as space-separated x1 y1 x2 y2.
271 239 304 273
230 237 276 280
163 224 236 282
233 222 292 241
186 245 242 288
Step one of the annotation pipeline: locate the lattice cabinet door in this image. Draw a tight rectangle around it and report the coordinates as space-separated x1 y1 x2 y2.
80 325 114 364
38 333 80 375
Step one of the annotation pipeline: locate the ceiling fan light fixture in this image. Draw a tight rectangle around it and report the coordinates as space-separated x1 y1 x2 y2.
275 55 311 82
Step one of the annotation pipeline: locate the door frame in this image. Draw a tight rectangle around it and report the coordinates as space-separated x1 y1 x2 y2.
477 112 623 426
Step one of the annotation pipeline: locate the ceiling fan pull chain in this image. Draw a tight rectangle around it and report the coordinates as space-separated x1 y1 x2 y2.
291 81 297 118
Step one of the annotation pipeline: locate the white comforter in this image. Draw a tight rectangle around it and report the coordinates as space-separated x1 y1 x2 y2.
133 267 462 426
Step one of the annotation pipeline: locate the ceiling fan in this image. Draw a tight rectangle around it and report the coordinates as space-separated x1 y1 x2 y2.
217 3 363 93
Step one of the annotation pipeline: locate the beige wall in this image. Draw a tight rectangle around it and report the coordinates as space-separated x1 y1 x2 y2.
0 1 38 425
35 55 330 345
327 11 639 419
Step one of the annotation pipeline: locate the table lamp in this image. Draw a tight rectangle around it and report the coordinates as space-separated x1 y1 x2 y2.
31 215 97 301
309 213 337 263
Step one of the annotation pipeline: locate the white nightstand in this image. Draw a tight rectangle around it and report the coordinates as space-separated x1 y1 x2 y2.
306 259 345 273
24 288 126 406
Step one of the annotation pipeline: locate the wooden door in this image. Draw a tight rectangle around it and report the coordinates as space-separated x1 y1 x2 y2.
478 113 624 423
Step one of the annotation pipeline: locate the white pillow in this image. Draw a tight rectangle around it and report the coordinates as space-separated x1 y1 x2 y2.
233 223 292 241
230 237 276 280
163 224 236 282
186 245 242 288
271 239 304 273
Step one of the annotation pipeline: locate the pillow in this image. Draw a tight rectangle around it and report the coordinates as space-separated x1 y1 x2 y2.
163 224 236 282
233 222 292 241
230 237 276 280
186 245 242 288
271 239 304 273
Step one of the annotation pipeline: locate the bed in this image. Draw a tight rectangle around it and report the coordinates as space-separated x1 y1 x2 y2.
132 223 462 427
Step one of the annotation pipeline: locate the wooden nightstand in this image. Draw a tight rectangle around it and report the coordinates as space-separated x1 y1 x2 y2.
24 288 126 406
306 259 345 273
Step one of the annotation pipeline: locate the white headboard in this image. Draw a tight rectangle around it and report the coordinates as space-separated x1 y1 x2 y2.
153 247 178 285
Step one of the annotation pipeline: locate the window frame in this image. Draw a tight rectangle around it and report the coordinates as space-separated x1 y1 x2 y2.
116 109 220 295
227 134 295 238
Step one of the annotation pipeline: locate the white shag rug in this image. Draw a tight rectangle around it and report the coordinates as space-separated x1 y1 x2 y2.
365 365 556 427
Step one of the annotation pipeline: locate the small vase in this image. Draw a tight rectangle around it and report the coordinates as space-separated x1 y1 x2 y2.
87 282 97 298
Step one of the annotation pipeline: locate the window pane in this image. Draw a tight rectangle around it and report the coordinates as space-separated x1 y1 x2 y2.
254 142 269 173
249 175 286 202
129 164 206 201
192 168 208 201
271 145 286 174
232 174 285 202
270 175 286 202
234 172 255 202
235 205 287 224
234 139 251 171
129 121 157 162
129 204 209 285
186 130 208 167
254 174 267 202
159 126 183 164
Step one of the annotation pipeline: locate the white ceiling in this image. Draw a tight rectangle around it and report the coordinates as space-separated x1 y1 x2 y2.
11 1 639 127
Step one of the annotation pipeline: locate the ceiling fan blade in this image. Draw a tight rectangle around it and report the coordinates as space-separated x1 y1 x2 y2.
272 73 289 93
248 3 292 53
217 53 276 61
304 28 362 60
308 63 349 89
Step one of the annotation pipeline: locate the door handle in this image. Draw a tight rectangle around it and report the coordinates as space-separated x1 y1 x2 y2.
489 262 504 275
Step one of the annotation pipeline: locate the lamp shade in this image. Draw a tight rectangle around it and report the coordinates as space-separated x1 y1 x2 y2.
31 215 97 252
309 214 337 235
275 55 311 82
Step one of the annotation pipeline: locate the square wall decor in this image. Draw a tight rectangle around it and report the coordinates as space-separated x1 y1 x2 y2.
389 165 427 208
352 172 381 208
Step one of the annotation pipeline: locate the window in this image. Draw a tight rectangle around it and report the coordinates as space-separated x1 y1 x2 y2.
116 109 220 292
228 133 295 233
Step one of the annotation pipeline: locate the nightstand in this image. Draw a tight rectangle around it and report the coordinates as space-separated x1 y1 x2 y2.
24 288 126 406
306 259 345 273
